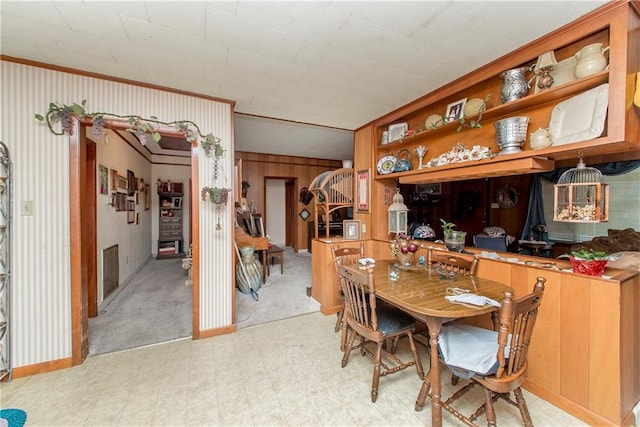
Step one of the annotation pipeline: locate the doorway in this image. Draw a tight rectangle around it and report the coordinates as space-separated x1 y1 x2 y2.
265 177 297 249
70 120 195 363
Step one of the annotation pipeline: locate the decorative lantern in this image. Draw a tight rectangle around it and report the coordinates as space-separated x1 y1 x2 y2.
388 188 409 235
553 156 609 223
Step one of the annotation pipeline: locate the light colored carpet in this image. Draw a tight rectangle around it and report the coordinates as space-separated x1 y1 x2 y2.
235 246 319 329
88 257 192 356
89 246 318 355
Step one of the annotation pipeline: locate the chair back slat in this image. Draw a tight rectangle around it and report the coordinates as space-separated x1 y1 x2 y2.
496 278 545 379
428 248 479 276
331 245 365 271
337 265 378 333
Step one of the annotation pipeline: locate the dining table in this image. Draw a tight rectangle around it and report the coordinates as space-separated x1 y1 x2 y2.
360 259 512 427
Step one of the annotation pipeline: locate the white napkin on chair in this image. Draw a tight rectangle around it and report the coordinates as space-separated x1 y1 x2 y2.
445 293 501 307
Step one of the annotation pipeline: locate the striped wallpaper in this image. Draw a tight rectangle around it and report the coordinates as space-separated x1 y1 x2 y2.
0 60 234 368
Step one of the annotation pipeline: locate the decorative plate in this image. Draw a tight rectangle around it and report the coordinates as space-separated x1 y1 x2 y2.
549 83 609 146
388 122 408 142
463 98 485 117
424 114 443 129
377 155 397 175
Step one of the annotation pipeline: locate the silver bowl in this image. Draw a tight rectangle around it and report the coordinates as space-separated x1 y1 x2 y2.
494 116 530 155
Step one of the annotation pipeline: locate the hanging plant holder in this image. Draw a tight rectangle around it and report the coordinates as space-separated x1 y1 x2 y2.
553 155 609 223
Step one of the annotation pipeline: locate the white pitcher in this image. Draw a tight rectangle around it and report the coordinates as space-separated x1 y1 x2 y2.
574 43 610 79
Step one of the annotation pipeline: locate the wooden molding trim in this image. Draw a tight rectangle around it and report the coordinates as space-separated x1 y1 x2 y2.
523 379 621 427
11 357 73 379
197 324 236 339
1 55 235 107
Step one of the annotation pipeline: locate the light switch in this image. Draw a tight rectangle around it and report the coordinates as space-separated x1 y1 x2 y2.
21 200 34 216
361 223 366 234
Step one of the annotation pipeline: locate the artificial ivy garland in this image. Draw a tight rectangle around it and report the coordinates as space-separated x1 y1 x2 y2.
35 100 231 229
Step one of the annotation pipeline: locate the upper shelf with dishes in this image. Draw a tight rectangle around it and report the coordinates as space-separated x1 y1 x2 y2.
369 8 640 182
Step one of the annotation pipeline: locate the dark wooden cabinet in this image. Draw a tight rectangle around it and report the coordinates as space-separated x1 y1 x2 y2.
157 183 184 259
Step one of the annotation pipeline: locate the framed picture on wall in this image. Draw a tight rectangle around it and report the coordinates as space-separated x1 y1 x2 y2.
343 220 361 240
117 175 127 190
357 169 370 212
98 165 108 195
127 209 135 224
110 169 118 190
144 184 151 210
127 170 135 196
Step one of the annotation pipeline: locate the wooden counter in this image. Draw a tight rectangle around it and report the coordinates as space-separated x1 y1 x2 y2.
311 238 639 426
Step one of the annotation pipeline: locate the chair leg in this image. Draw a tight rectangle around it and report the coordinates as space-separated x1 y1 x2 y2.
451 372 459 386
514 387 533 427
340 315 349 352
483 388 497 427
407 332 424 380
341 329 357 368
334 303 343 333
415 372 432 411
371 342 382 402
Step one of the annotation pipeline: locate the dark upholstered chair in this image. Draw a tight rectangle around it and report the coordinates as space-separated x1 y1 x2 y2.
416 277 546 426
473 235 509 252
337 265 424 402
331 244 365 351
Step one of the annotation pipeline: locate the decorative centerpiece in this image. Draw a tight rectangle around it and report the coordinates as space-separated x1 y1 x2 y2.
441 219 466 252
390 233 419 266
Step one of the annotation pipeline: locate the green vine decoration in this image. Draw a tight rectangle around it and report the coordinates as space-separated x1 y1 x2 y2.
35 100 232 230
34 99 224 157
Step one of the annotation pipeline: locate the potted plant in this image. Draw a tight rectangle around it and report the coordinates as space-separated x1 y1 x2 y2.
440 218 466 252
568 249 609 277
201 186 231 206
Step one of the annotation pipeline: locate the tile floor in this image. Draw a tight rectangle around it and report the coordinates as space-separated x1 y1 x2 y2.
1 312 587 426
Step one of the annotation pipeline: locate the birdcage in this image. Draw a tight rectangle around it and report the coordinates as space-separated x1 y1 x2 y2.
553 156 609 223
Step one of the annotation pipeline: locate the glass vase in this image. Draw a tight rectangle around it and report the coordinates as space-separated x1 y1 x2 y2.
444 231 467 252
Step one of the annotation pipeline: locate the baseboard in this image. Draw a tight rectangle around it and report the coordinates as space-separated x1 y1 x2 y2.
195 324 236 339
523 379 623 426
11 357 74 379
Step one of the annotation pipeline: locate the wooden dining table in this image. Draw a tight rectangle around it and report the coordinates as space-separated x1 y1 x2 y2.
361 260 512 427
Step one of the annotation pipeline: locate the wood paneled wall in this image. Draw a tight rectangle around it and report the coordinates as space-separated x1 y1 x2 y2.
235 151 341 250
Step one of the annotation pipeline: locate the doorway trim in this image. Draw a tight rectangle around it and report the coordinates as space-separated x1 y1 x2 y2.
69 118 200 365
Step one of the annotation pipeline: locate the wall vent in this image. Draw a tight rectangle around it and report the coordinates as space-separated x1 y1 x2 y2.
102 244 119 299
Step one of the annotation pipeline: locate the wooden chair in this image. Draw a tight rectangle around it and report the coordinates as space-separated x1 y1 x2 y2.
416 277 546 426
331 244 365 351
337 264 424 402
428 248 479 276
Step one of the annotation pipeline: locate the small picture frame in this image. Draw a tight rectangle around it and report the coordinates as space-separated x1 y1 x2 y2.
343 220 361 240
127 170 135 196
445 98 467 121
117 175 128 190
98 165 108 195
127 209 135 224
299 208 310 221
110 169 118 190
173 197 182 208
144 184 151 210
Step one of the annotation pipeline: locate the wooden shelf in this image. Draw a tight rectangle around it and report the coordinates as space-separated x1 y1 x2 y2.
376 71 609 154
397 157 555 184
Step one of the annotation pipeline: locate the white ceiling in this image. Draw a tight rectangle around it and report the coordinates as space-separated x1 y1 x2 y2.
1 1 607 160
